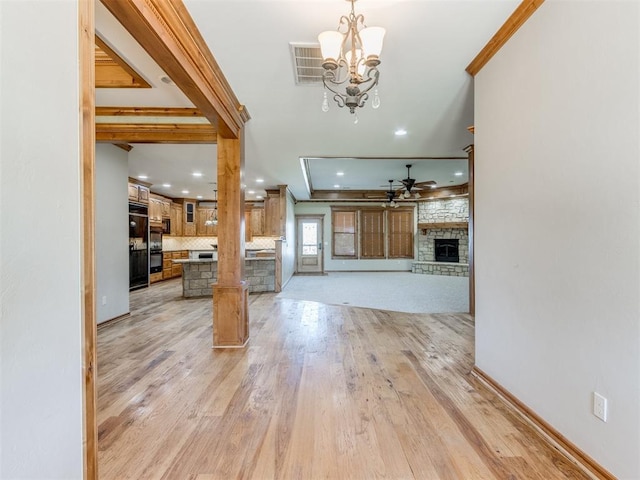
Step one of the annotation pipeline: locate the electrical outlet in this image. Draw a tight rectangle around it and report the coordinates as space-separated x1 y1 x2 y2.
593 392 608 422
102 295 107 306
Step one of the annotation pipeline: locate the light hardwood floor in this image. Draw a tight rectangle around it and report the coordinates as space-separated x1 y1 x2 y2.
98 279 588 479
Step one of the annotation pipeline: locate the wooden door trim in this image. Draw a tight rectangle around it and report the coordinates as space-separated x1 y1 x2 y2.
80 0 98 478
465 144 475 316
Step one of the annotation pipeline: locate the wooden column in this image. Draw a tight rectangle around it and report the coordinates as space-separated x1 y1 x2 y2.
465 144 475 317
213 132 249 347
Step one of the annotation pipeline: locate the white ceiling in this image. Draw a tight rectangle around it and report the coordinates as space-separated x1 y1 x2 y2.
96 0 519 201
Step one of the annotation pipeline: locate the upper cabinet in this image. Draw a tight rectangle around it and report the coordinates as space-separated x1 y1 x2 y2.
132 190 284 238
169 202 183 236
161 199 171 218
183 201 196 236
128 181 149 205
149 194 171 226
264 189 282 237
249 206 265 237
148 196 163 226
196 207 218 236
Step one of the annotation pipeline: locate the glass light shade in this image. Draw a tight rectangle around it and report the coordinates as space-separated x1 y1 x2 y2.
359 26 385 58
318 31 343 61
345 49 365 76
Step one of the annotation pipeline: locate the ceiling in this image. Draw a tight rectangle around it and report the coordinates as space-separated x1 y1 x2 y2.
95 0 519 202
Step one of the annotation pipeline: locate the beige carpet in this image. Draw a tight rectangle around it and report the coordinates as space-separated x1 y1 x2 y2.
277 271 469 314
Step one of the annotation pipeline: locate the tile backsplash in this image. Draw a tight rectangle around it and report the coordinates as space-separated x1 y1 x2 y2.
163 236 278 251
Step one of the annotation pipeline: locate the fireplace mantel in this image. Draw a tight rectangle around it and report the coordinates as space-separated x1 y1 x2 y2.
418 222 468 235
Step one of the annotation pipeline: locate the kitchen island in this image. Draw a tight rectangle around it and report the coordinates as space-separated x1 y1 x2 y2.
174 256 276 297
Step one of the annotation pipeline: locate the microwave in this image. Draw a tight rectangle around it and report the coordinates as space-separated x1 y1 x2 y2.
162 218 171 234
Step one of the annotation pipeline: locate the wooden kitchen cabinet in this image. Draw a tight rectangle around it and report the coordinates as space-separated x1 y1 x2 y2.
169 203 183 236
128 183 139 202
264 190 281 237
161 199 171 218
150 272 163 283
162 253 173 280
183 201 196 236
149 196 163 226
245 210 252 242
162 250 187 280
128 182 149 204
171 251 184 277
196 207 218 236
250 207 265 236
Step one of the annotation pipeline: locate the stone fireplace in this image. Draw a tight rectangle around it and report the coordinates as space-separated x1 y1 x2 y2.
412 197 469 277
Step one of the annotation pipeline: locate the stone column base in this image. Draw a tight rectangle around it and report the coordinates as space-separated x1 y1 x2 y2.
213 281 249 348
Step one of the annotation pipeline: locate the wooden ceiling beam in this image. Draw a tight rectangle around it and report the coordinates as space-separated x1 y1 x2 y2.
96 123 217 144
99 0 249 139
96 106 204 117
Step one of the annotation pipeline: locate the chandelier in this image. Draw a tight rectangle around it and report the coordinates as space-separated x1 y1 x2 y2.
318 0 386 118
204 190 218 226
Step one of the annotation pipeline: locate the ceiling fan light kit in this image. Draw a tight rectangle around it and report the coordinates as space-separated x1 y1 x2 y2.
382 180 400 208
318 0 385 117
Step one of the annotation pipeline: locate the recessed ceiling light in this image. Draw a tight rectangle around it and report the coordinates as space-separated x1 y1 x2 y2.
160 75 175 86
394 128 408 136
182 190 189 194
334 184 340 188
138 175 148 180
431 184 437 188
256 195 264 199
196 195 203 199
192 172 203 177
337 171 344 176
162 183 171 188
454 171 463 176
256 178 264 183
248 190 255 194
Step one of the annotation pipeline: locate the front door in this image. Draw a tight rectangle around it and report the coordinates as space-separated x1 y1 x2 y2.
296 215 324 274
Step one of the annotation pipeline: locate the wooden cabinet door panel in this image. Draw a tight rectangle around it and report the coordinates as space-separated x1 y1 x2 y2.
128 183 139 202
250 208 265 236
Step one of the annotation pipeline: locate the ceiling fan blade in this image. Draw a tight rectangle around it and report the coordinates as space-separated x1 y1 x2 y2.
413 180 437 190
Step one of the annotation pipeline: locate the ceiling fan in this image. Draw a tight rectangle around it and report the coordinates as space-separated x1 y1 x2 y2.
396 164 436 198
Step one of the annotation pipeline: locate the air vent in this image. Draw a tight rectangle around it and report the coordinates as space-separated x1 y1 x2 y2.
290 43 324 85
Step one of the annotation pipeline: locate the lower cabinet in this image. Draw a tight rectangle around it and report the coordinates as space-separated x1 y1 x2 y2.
150 272 164 284
163 250 188 280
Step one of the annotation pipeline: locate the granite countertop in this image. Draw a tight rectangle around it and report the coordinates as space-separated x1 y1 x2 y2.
173 256 275 264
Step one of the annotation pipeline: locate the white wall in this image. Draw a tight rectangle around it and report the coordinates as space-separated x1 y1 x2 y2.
96 144 129 323
281 189 296 286
0 1 84 477
474 1 640 478
294 202 415 271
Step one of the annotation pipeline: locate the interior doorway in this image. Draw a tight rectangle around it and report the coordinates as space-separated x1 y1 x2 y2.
296 215 324 274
